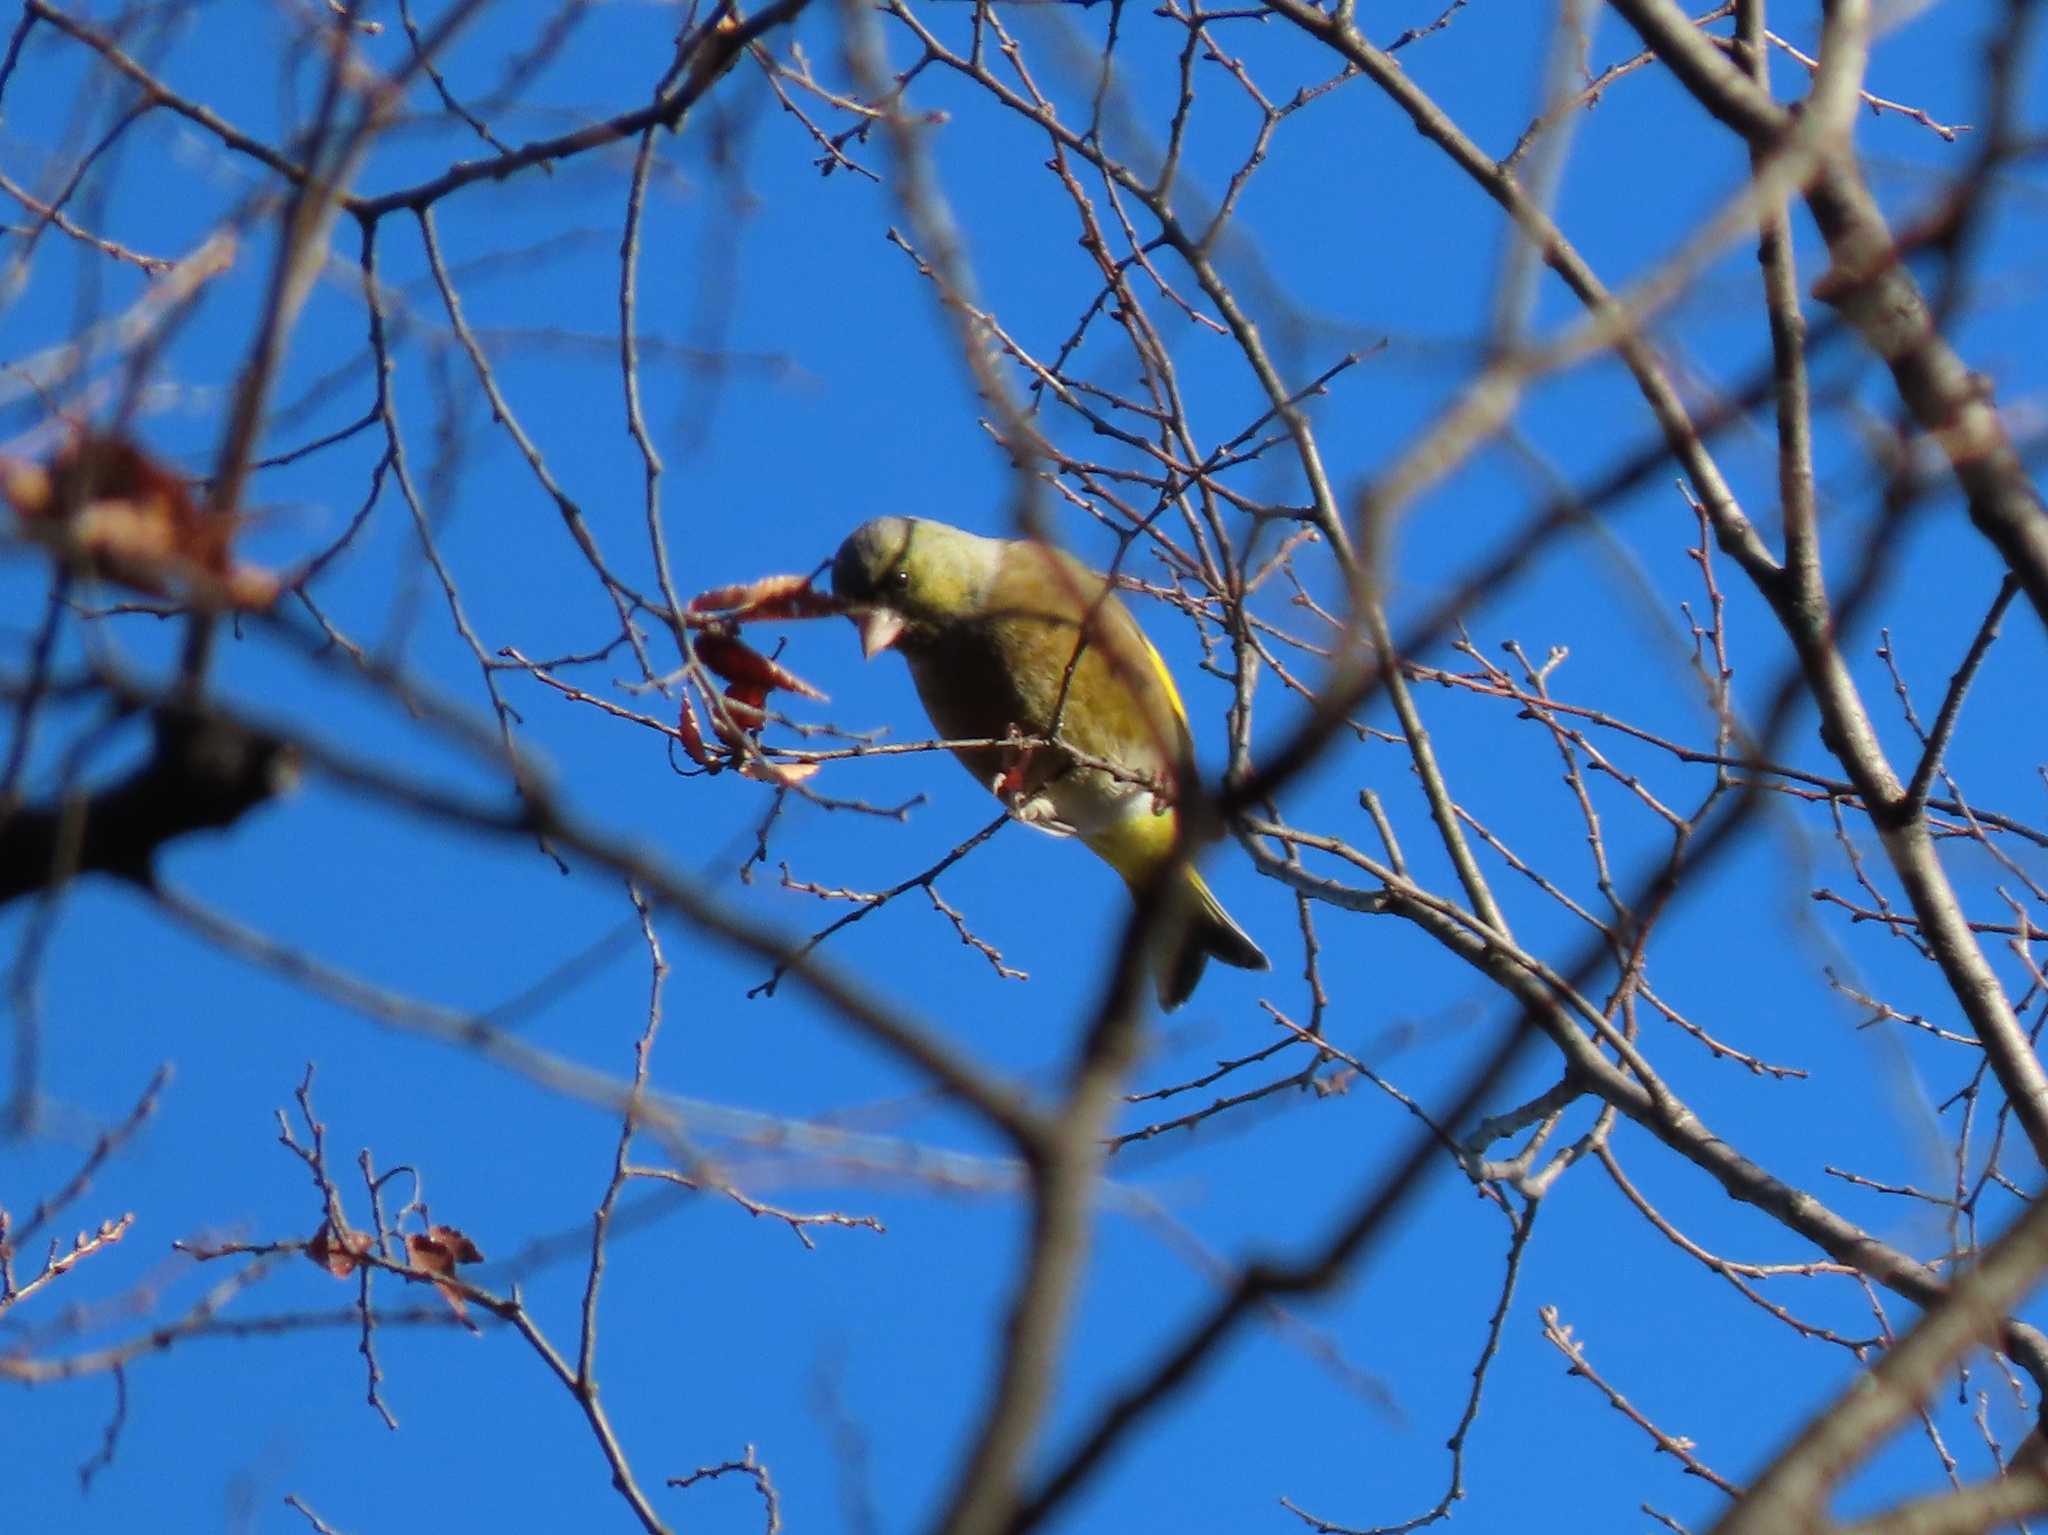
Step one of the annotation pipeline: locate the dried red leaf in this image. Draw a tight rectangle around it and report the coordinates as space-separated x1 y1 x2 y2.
306 1220 373 1279
696 634 826 702
2 460 53 521
669 577 834 785
687 573 841 623
406 1224 484 1327
737 756 819 786
3 434 279 611
427 1224 483 1264
676 692 718 769
718 680 769 739
677 683 818 783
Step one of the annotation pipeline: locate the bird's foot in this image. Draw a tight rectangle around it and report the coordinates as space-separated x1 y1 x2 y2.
990 763 1075 836
987 731 1077 835
1007 791 1066 827
989 730 1046 805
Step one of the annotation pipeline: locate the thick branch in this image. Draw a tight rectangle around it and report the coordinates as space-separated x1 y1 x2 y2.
1247 831 2048 1395
1713 1195 2048 1533
1607 0 2048 632
0 709 297 907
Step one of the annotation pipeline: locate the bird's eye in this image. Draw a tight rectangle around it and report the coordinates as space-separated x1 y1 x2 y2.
890 568 911 590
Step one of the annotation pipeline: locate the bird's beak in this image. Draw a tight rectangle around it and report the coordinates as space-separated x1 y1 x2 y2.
854 606 905 659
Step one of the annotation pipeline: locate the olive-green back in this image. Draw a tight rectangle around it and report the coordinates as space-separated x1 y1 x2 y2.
903 541 1194 796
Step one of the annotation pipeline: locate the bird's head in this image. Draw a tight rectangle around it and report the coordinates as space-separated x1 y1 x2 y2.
830 517 993 660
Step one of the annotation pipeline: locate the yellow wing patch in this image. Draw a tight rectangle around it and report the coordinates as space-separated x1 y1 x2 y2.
1135 628 1189 732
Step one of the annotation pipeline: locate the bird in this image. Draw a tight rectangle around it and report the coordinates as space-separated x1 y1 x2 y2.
830 515 1268 1009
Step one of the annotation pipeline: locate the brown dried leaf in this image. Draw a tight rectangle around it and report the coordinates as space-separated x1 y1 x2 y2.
4 434 279 611
679 685 814 781
696 634 827 702
737 757 820 786
406 1224 484 1327
2 460 54 519
306 1220 373 1279
687 573 841 624
671 585 833 784
676 691 718 769
430 1224 483 1264
717 680 769 740
223 565 283 610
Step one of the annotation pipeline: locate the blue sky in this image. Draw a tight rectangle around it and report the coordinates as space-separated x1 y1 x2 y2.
7 0 2048 1531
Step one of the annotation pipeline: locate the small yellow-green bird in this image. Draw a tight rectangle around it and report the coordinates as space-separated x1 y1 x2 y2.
831 516 1268 1009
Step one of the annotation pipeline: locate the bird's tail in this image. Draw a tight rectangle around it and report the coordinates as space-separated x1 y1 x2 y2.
1153 865 1268 1011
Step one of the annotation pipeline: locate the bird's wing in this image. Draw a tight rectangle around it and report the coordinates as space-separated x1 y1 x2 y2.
978 540 1199 784
1091 581 1196 781
1132 623 1188 733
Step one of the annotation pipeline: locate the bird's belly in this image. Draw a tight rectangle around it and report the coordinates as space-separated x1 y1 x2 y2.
1037 766 1151 839
905 639 1168 842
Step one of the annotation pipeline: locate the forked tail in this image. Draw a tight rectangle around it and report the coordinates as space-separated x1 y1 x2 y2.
1154 866 1268 1010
